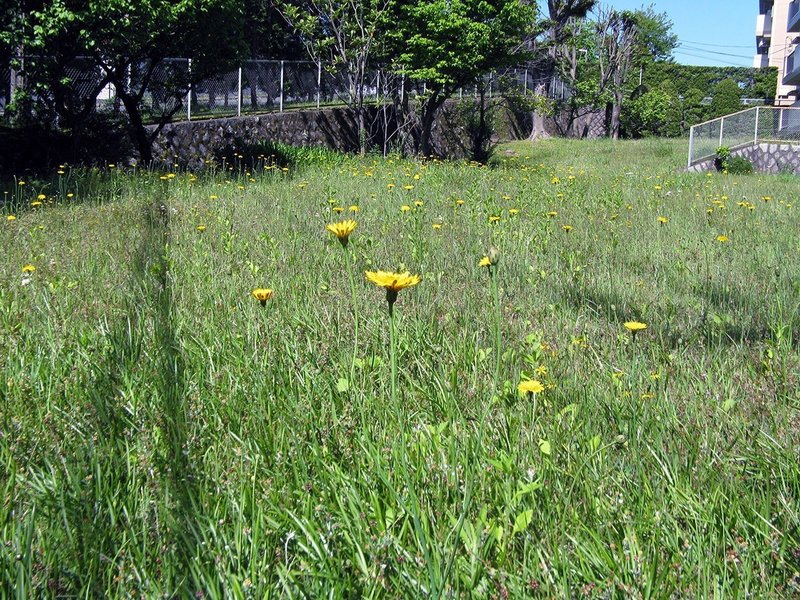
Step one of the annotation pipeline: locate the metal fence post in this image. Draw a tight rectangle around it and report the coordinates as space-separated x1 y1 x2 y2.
718 117 724 147
376 69 381 103
237 66 242 116
279 60 284 112
523 69 527 94
187 58 192 122
754 106 759 145
316 61 321 109
779 107 784 133
688 125 694 168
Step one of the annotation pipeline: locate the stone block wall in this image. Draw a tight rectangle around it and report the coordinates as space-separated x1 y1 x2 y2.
687 142 800 174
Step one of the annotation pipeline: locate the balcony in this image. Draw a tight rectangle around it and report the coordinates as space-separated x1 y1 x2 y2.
789 0 800 33
785 47 800 85
756 12 773 37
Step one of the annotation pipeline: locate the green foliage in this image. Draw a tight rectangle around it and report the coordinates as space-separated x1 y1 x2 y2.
715 147 753 174
644 63 777 102
710 78 743 118
621 87 671 137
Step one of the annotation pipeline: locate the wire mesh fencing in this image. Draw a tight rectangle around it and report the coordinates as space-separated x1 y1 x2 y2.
1 57 574 126
688 107 800 166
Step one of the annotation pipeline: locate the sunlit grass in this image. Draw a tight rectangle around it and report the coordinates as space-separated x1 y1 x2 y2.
1 138 799 597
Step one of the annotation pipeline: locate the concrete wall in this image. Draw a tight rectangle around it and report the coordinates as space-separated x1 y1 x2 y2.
687 142 800 174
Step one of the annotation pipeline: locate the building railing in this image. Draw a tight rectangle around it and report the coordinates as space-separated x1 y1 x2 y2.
688 106 800 166
788 0 800 32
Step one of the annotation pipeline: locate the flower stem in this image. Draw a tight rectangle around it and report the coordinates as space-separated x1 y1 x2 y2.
344 247 359 382
388 301 397 406
489 270 502 392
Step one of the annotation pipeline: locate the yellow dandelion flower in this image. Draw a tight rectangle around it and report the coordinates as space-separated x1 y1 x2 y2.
658 216 668 225
414 200 424 207
401 205 411 212
403 185 414 191
252 288 273 306
562 224 573 232
518 379 544 395
31 201 42 208
623 321 647 333
716 235 729 243
365 271 422 307
547 211 558 217
333 206 345 213
489 215 501 223
432 223 442 230
22 264 36 273
456 199 464 206
196 225 206 232
326 219 357 246
37 194 46 200
479 256 492 267
7 215 16 221
349 205 359 212
509 208 520 215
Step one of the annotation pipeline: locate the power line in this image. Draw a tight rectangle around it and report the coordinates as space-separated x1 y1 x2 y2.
677 39 755 49
673 49 751 67
677 44 754 59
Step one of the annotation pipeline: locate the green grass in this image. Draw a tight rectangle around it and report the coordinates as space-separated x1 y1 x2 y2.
1 137 799 597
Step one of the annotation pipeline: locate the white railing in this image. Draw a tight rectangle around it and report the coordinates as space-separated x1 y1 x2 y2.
688 106 800 167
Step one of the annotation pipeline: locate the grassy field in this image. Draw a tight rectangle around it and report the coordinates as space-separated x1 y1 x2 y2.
1 138 799 597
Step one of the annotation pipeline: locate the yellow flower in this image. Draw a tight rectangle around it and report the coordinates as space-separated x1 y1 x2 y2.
196 225 206 232
658 216 668 225
333 206 344 213
562 224 573 232
326 219 357 246
432 223 442 230
489 215 501 223
716 235 729 243
403 185 414 190
479 256 492 267
547 211 558 218
401 205 411 212
252 288 273 305
535 365 548 376
456 199 465 206
414 200 424 207
37 194 46 200
365 270 421 306
349 205 359 212
6 215 15 221
31 201 42 208
518 379 544 395
22 264 36 273
509 208 519 215
623 321 647 333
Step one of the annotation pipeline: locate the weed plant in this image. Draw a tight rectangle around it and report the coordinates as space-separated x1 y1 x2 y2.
1 138 799 597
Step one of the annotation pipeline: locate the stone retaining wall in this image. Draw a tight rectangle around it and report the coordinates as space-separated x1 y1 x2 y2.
147 102 607 168
688 142 800 174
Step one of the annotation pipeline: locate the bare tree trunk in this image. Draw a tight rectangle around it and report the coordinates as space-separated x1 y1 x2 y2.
528 81 551 140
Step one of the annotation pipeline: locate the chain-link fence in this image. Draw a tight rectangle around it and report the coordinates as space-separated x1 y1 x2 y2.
688 106 800 166
1 57 574 126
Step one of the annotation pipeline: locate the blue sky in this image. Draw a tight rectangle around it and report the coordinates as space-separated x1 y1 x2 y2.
603 1 754 67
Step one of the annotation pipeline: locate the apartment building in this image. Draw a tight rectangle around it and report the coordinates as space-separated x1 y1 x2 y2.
755 0 800 106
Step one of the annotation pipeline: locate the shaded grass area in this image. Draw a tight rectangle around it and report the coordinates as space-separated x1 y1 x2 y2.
1 137 800 597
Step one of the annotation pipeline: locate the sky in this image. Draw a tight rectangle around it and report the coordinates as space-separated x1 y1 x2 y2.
603 0 755 67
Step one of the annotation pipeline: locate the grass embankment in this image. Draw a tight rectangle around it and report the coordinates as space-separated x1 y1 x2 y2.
1 138 799 597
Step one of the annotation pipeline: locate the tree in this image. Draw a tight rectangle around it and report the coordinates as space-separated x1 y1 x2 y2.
278 0 391 155
387 0 535 156
528 0 597 139
12 0 247 162
595 8 638 139
710 78 742 118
